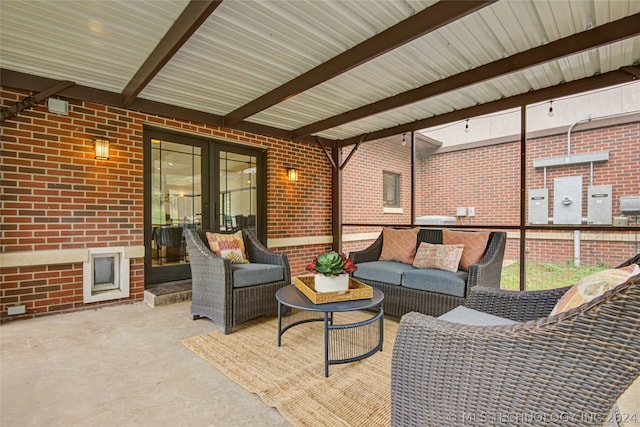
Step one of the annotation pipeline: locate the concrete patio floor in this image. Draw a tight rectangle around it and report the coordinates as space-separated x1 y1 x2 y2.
0 301 290 427
1 300 638 427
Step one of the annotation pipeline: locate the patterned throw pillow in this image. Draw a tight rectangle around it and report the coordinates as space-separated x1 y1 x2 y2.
412 243 465 272
550 264 639 316
442 229 491 271
205 230 249 264
378 227 420 264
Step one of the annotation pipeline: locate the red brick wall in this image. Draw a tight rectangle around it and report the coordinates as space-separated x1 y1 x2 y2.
412 121 639 226
341 119 639 265
518 121 639 266
1 87 333 320
342 138 412 224
268 142 332 239
341 139 412 256
415 142 520 225
525 122 640 211
2 85 638 321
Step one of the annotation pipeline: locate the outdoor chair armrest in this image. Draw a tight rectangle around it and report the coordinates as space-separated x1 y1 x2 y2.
464 252 639 322
349 234 383 264
465 231 506 290
465 285 570 322
617 253 640 268
243 230 291 284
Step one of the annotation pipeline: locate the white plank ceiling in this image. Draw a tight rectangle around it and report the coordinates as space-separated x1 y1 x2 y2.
1 0 639 144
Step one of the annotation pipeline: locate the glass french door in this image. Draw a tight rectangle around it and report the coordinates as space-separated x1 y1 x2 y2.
144 128 266 285
145 129 207 283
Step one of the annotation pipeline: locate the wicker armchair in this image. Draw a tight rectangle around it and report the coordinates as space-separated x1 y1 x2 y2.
391 256 640 426
184 229 291 334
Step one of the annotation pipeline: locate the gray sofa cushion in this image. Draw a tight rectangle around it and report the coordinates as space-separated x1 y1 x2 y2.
438 305 517 326
402 268 468 297
353 261 416 285
232 263 284 288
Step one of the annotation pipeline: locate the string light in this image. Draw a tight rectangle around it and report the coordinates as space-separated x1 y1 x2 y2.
422 81 638 134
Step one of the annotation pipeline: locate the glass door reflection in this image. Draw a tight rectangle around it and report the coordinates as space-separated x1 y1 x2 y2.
219 151 257 234
151 140 202 268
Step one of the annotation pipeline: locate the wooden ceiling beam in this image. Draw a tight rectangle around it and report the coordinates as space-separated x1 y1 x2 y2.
294 13 640 139
120 0 221 107
222 0 496 126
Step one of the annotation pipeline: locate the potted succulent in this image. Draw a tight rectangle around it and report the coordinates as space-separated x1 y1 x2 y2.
306 251 358 293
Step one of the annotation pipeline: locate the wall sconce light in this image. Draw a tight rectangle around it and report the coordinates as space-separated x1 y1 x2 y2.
94 138 110 160
547 100 554 117
287 167 299 182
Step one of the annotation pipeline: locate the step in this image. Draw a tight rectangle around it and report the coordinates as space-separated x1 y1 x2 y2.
144 280 192 308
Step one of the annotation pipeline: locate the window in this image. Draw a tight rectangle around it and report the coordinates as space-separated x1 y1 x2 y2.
383 171 400 208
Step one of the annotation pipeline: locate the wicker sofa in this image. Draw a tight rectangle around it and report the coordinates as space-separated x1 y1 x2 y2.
390 254 640 427
349 228 506 318
184 229 291 334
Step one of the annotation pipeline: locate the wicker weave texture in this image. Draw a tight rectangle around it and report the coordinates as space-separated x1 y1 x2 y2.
349 229 506 318
185 229 291 334
391 261 640 427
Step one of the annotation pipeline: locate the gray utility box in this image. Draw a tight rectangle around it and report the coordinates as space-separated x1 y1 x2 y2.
620 196 640 216
415 215 456 225
587 185 612 225
528 188 549 224
554 176 583 225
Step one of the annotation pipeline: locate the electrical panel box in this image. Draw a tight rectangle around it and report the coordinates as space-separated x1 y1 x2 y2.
620 196 640 216
528 188 549 224
553 176 582 224
587 185 612 224
456 207 467 217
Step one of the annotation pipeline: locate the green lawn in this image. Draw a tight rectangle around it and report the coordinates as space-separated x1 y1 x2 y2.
500 261 611 291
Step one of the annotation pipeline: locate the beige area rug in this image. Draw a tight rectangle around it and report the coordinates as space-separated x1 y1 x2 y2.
183 311 398 427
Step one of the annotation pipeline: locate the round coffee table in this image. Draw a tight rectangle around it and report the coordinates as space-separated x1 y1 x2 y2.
276 285 384 377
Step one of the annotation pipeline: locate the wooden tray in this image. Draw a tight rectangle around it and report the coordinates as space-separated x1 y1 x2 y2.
294 275 373 304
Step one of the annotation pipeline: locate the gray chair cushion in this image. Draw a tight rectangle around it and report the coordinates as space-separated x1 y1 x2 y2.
438 305 517 326
353 261 416 285
232 263 284 288
401 268 468 298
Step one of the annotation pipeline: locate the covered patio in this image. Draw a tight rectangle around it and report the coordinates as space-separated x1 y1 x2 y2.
2 0 639 317
1 1 639 424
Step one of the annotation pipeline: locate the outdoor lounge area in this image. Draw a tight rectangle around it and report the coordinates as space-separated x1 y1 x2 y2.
1 1 640 426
